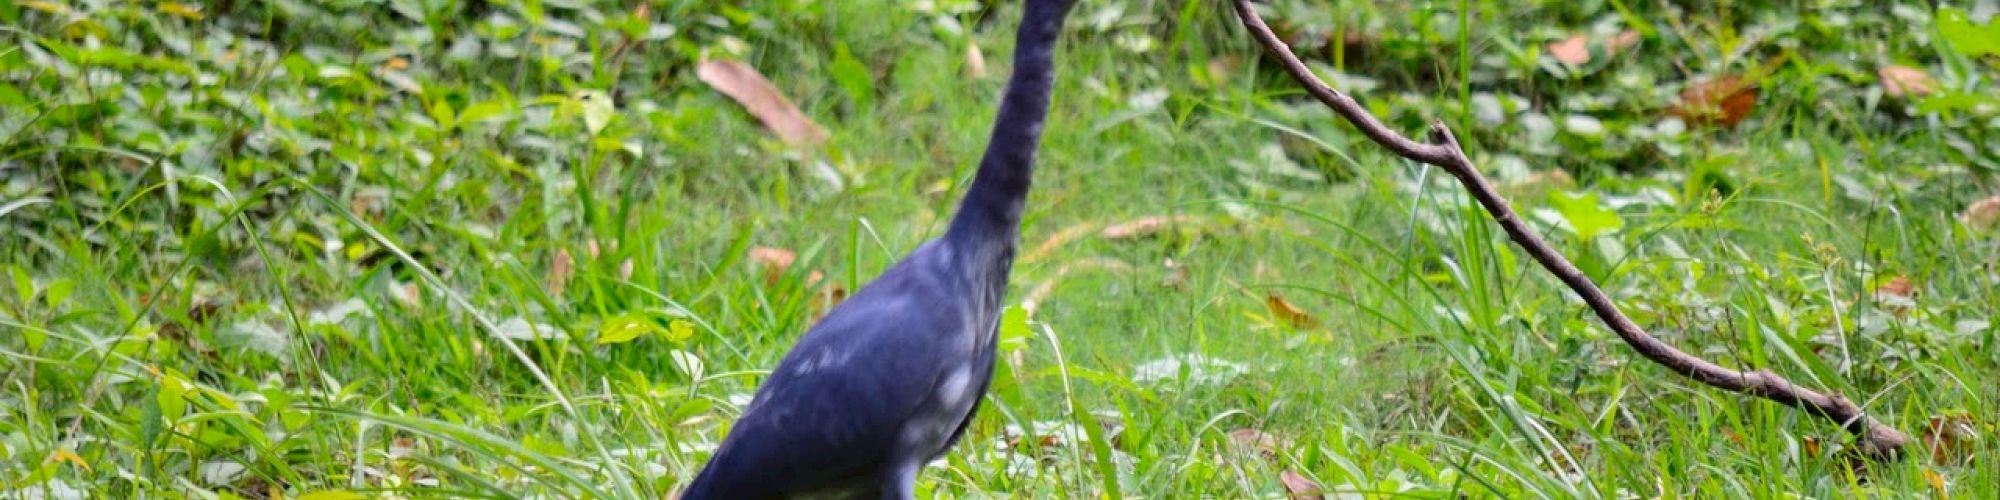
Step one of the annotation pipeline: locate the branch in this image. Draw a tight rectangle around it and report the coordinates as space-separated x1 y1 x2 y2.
1231 0 1908 461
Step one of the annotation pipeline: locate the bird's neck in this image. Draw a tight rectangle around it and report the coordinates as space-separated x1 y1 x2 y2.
944 0 1068 259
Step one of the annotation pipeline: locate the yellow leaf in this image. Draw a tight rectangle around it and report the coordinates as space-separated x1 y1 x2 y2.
665 319 696 343
1924 468 1950 498
596 314 661 345
157 1 204 20
1265 293 1317 329
23 1 71 15
47 448 91 472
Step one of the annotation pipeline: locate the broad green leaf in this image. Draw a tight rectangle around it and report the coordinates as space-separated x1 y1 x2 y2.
1549 190 1624 241
42 278 72 308
664 319 696 343
429 100 457 130
1938 8 2000 57
999 304 1031 349
0 83 26 108
158 368 191 420
596 313 662 345
9 265 30 304
829 42 874 110
457 100 513 126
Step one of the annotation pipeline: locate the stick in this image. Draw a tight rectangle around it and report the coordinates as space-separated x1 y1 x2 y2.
1230 0 1908 461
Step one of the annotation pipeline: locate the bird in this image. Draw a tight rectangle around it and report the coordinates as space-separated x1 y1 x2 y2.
678 1 1075 499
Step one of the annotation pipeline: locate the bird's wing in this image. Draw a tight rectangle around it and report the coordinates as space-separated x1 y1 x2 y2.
697 280 968 495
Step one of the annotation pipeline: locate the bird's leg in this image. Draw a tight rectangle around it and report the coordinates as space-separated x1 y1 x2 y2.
877 461 919 500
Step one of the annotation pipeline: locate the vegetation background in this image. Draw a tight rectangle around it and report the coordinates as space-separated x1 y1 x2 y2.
2 0 1998 497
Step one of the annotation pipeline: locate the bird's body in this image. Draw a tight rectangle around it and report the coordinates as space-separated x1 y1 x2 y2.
681 1 1074 499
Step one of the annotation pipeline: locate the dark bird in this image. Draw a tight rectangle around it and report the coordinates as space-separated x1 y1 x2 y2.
679 1 1075 499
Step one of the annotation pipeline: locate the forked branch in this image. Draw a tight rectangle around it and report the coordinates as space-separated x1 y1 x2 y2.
1230 0 1908 461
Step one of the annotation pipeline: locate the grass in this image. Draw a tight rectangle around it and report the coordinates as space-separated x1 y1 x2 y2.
1 0 1997 498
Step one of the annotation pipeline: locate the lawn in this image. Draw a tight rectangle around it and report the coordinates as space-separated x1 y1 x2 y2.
2 0 1997 498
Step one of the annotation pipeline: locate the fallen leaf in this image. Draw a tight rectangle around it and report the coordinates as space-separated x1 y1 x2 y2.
965 42 987 79
1546 30 1639 66
1021 257 1135 312
812 283 848 321
1875 275 1915 300
1100 214 1206 239
1266 293 1317 329
1960 195 2000 234
1024 222 1106 263
389 437 418 459
1670 75 1758 128
696 59 828 146
1721 426 1746 446
1923 413 1978 465
1226 428 1281 460
1878 65 1937 98
1204 56 1238 87
1279 470 1325 500
749 246 798 285
547 248 573 296
1550 35 1588 65
1802 435 1822 456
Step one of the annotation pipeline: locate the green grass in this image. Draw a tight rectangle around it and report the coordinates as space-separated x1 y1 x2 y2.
2 0 1997 498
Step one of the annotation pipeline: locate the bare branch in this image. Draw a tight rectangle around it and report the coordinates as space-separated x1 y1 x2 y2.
1231 0 1908 461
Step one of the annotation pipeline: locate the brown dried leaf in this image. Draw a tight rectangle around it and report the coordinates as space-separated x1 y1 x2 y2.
1204 56 1239 88
697 59 828 146
1721 426 1746 446
1100 214 1205 240
1279 470 1325 500
1670 75 1758 128
1024 222 1106 263
1547 35 1590 65
1923 413 1978 465
1226 428 1281 459
1266 293 1317 329
1021 257 1136 312
749 246 798 285
1546 30 1639 66
1879 65 1938 98
812 283 848 322
1876 275 1915 300
1961 195 2000 234
547 248 574 296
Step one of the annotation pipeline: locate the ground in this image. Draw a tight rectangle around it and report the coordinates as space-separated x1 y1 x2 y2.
1 0 1997 498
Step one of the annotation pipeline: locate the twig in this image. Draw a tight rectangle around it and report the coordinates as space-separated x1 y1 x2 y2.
1231 0 1908 461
